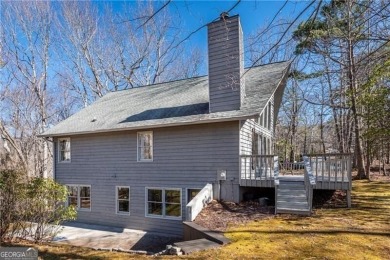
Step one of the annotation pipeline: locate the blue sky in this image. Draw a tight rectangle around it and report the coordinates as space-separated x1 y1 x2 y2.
107 0 310 55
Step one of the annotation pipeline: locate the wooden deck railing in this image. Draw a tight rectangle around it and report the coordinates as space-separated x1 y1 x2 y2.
240 155 278 187
303 156 316 213
279 161 305 175
240 153 352 192
306 153 352 190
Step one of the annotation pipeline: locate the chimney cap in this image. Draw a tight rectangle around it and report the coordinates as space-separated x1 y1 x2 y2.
220 12 229 20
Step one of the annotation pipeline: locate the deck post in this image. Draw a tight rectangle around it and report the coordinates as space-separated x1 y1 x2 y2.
347 190 351 208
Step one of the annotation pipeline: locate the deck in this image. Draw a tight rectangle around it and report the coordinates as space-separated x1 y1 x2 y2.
240 154 352 191
240 154 352 214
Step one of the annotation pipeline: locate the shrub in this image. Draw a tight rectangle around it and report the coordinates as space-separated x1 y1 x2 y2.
24 178 77 242
0 169 26 241
0 169 77 242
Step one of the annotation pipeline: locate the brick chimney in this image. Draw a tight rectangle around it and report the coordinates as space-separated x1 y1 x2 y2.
207 13 245 113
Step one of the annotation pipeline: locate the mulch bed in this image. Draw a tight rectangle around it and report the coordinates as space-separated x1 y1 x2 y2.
194 200 274 232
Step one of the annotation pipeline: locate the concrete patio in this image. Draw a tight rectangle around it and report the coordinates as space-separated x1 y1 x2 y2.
53 222 180 253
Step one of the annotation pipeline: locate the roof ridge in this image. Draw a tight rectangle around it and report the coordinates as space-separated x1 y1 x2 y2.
109 75 207 95
106 60 291 95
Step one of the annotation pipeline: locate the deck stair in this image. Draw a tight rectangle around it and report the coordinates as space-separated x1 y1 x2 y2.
276 176 311 215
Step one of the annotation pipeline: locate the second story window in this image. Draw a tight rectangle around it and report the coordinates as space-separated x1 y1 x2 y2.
138 131 153 161
59 138 71 162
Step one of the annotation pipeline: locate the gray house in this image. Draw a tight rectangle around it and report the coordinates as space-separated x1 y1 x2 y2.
42 15 291 236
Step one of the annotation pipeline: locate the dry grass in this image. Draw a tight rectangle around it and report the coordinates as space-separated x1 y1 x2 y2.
1 241 149 259
193 179 390 259
4 179 389 259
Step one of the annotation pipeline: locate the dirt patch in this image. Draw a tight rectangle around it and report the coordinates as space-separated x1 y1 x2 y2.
313 189 347 208
313 170 390 208
194 200 274 232
367 169 390 182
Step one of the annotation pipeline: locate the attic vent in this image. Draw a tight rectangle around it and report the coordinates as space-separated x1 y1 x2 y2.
91 117 97 122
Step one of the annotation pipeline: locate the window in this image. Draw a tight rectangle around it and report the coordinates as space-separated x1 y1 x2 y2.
66 185 91 211
146 188 181 219
116 186 130 214
187 189 201 203
68 186 78 207
79 186 91 210
58 138 71 162
137 131 153 161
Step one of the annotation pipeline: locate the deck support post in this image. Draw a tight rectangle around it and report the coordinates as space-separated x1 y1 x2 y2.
346 190 351 208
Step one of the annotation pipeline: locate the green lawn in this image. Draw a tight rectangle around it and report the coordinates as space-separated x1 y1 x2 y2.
194 180 390 259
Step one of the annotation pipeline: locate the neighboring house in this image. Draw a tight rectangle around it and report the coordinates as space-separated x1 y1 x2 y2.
41 14 291 236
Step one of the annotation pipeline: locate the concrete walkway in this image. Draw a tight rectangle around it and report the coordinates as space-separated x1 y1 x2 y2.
53 222 180 253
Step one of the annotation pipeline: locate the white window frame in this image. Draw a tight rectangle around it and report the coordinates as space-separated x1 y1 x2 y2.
58 137 71 163
116 186 130 215
137 131 153 162
145 187 182 220
66 184 91 212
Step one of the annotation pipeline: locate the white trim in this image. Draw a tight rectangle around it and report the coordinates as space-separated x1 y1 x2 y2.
116 186 130 215
58 137 71 163
52 141 56 179
137 131 154 162
66 184 91 212
145 187 182 220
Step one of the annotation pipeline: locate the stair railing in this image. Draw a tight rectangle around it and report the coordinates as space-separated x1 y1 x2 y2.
303 156 316 214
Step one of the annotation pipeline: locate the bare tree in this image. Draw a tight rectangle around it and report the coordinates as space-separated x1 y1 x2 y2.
0 1 55 177
293 0 390 178
55 1 203 108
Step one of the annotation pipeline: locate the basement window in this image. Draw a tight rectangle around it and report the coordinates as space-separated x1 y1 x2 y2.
187 189 201 203
116 186 130 215
146 188 181 219
66 185 91 211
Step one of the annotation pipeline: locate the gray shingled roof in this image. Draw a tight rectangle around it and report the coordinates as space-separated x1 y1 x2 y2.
41 61 290 137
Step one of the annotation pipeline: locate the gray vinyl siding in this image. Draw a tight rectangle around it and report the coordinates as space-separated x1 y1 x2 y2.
240 119 272 155
54 121 239 236
208 15 243 113
240 118 274 179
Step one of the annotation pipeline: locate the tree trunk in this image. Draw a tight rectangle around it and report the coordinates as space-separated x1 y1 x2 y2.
346 3 366 178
